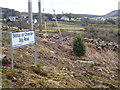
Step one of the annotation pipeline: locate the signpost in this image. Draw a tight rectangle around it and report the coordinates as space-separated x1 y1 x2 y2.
10 30 38 70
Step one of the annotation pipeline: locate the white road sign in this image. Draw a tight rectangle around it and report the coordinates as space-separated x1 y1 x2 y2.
10 30 35 48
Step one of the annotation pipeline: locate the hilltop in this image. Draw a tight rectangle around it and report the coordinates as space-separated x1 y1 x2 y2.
0 7 20 18
104 10 120 17
0 7 119 19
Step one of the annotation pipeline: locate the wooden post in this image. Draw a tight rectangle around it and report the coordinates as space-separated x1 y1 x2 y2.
28 0 33 30
38 0 42 33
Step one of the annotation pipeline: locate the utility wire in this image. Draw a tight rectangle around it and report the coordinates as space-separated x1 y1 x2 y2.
42 0 47 34
49 0 62 37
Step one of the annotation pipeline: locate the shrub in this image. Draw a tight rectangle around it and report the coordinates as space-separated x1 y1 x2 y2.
73 36 86 57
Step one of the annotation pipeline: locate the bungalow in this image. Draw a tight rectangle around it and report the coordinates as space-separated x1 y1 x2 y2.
61 16 70 21
70 18 75 21
100 17 107 21
9 16 18 21
76 18 82 20
33 19 38 24
0 18 6 22
26 19 38 24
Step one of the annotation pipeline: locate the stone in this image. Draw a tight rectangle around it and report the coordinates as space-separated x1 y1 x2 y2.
53 34 60 39
1 54 11 65
79 61 95 64
50 51 55 54
47 79 60 86
0 54 6 60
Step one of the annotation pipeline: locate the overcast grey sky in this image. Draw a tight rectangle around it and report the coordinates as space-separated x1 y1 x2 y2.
0 0 119 15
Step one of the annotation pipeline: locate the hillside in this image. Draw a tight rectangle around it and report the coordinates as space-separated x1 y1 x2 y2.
1 7 119 89
1 7 119 20
104 10 120 17
2 31 119 88
0 7 20 18
0 7 102 19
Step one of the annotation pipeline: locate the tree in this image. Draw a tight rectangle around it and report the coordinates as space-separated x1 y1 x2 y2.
73 36 86 57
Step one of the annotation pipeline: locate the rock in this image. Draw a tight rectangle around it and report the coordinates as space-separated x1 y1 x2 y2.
53 34 60 39
91 39 119 52
50 51 55 54
96 46 102 52
75 60 95 67
42 33 49 38
84 38 94 43
79 61 95 64
98 68 103 72
12 77 17 82
1 55 11 65
0 54 6 60
47 79 60 86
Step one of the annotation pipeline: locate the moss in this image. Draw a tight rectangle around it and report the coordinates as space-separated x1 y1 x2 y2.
52 74 63 81
37 80 49 88
48 85 59 88
28 79 37 87
6 72 15 80
88 75 118 88
2 75 8 83
14 64 24 68
30 65 48 77
65 66 73 71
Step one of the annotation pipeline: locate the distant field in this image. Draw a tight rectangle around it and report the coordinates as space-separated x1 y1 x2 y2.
40 21 85 33
90 17 119 19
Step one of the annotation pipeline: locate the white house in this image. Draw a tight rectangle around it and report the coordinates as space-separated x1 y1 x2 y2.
100 17 107 21
70 18 75 21
9 16 18 21
26 19 38 24
61 16 70 21
33 19 38 24
76 18 82 20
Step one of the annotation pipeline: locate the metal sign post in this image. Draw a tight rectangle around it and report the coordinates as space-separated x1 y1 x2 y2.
34 31 38 65
10 32 14 70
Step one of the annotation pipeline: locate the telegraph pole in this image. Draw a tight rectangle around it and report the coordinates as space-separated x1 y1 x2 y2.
28 0 33 30
28 0 38 65
38 0 42 33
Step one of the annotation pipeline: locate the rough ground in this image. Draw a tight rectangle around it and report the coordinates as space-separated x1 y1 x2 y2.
1 33 119 88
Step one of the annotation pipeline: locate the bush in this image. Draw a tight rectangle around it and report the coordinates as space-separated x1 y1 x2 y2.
73 36 86 57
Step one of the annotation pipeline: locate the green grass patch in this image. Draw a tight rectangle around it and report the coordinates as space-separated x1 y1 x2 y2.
2 75 8 83
2 32 10 37
14 64 24 68
89 75 118 86
30 64 47 77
